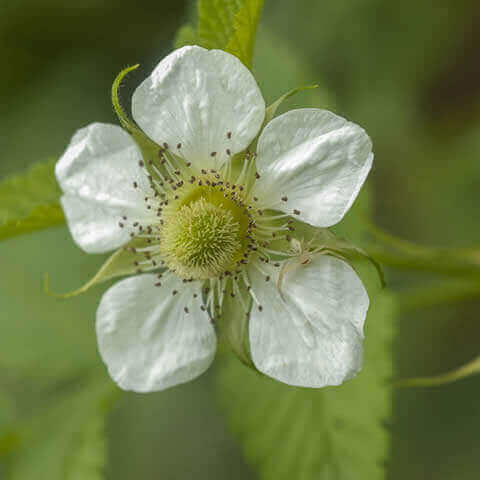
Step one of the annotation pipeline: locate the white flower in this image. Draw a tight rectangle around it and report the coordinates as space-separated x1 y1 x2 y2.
55 46 372 392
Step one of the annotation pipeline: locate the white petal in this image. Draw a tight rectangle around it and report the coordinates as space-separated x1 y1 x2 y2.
248 255 369 388
132 46 265 170
56 123 153 253
252 109 373 227
96 274 216 392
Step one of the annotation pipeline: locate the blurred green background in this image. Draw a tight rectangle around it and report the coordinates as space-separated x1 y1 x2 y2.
1 0 480 479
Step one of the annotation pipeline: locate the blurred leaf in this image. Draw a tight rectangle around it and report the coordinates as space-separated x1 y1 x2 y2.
3 377 114 480
174 25 198 48
46 237 163 298
217 292 395 480
0 160 64 241
397 355 480 388
178 0 264 68
0 392 16 433
0 230 100 378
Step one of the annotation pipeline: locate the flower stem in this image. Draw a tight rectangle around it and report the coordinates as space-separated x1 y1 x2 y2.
366 223 480 278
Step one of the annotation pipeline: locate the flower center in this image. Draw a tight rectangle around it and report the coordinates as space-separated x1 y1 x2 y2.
159 196 244 280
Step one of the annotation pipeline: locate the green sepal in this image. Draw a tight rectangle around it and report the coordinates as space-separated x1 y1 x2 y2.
264 85 319 125
111 64 141 133
396 354 480 387
216 283 257 369
111 65 162 176
218 295 256 370
45 238 162 298
249 85 319 151
273 222 386 291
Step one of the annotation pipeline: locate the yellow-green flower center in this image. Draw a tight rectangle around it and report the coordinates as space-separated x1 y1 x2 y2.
159 196 244 280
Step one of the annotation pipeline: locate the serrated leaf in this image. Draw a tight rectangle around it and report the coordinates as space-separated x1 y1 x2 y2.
224 0 264 68
3 377 114 480
217 291 395 480
0 160 64 241
197 0 239 50
179 0 264 69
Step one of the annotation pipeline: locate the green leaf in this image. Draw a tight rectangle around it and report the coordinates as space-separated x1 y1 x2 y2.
174 25 198 49
224 0 265 68
217 291 395 480
0 160 64 241
178 0 264 69
2 377 115 480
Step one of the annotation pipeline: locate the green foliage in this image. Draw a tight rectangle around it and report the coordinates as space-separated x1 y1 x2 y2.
46 237 164 298
174 24 198 48
0 160 64 241
2 377 114 480
217 292 395 480
0 230 101 377
223 0 264 69
176 0 264 69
